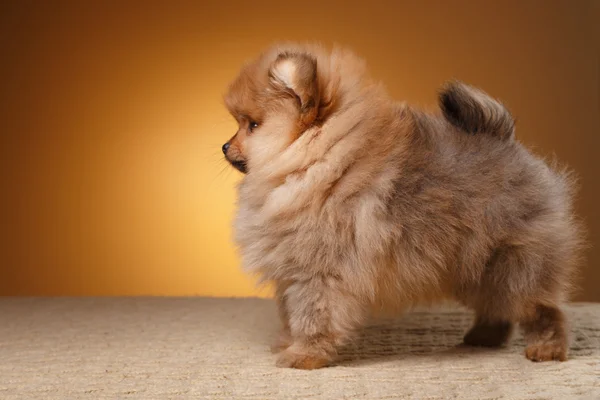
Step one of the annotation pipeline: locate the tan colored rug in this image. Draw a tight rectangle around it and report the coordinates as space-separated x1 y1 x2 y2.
0 298 598 399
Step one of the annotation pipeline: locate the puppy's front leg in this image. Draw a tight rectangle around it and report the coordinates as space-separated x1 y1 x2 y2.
271 280 292 353
275 277 366 369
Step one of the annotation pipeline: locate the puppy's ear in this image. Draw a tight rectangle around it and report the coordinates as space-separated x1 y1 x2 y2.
269 52 319 126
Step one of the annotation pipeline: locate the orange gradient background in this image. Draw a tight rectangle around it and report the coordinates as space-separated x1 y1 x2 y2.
1 1 599 300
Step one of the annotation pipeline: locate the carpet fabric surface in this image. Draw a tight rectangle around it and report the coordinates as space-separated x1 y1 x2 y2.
0 298 598 400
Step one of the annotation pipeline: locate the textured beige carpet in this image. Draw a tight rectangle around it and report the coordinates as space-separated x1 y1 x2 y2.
0 298 598 399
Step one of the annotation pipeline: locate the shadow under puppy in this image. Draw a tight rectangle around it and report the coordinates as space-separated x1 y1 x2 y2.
221 43 584 369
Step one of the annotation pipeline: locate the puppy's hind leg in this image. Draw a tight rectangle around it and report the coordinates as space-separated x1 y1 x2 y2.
460 248 517 348
463 316 513 347
521 304 568 362
460 243 570 361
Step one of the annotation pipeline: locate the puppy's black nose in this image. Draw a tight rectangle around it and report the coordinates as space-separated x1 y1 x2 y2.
222 142 230 154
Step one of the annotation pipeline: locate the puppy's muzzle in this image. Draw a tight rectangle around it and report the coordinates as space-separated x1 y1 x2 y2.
222 141 247 174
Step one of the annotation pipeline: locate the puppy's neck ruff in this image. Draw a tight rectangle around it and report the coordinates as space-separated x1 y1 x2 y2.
239 91 408 224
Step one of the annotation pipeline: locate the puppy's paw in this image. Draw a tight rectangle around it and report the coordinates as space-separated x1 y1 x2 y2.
525 341 567 362
276 348 331 370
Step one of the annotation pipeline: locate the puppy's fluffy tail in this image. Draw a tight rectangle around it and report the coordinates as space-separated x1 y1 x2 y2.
439 80 515 141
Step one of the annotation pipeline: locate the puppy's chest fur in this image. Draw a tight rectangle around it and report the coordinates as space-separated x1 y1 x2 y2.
234 142 472 290
233 175 395 283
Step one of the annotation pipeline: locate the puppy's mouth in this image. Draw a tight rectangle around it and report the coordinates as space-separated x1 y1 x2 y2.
228 159 247 174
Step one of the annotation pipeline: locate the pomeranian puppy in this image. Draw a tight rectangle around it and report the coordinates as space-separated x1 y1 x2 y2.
221 43 584 369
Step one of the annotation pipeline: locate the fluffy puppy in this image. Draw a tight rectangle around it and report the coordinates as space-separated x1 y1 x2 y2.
221 43 584 369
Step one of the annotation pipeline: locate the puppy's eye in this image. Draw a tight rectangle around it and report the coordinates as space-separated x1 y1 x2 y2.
248 121 259 132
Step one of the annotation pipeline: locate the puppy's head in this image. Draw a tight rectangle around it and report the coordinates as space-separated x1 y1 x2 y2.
222 47 325 174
